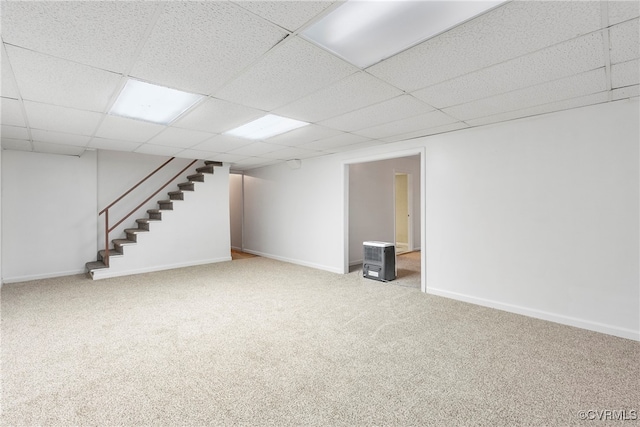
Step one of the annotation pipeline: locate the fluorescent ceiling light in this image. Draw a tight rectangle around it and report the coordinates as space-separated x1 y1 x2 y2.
225 114 309 140
302 0 508 68
109 79 203 125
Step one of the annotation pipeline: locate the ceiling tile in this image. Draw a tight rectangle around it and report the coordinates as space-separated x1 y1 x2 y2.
413 32 605 109
206 153 248 164
174 149 221 160
261 146 324 160
1 98 26 127
226 141 285 156
231 157 280 168
381 122 470 143
465 91 611 127
326 140 385 153
1 1 160 72
609 18 640 64
232 1 336 32
274 72 402 122
1 138 32 151
354 110 459 140
131 1 287 94
173 97 265 134
6 45 122 112
319 95 434 132
266 124 342 147
1 125 28 140
191 134 253 153
611 59 640 88
95 115 164 143
146 127 215 149
24 101 102 135
368 1 601 91
215 36 357 110
443 68 608 121
31 129 91 147
1 46 20 99
608 1 640 26
32 141 85 156
88 137 141 152
302 133 371 152
612 85 640 100
134 144 183 157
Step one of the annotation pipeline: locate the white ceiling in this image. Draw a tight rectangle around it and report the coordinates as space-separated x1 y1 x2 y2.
1 1 638 170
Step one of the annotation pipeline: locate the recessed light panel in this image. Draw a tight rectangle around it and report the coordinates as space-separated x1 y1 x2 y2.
109 79 203 125
302 0 507 68
225 114 309 140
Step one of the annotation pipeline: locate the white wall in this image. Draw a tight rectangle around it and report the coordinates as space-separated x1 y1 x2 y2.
0 148 3 285
2 149 232 282
229 173 243 251
424 100 639 341
97 151 202 252
349 155 421 264
92 161 231 279
1 150 97 282
243 99 639 340
243 158 345 272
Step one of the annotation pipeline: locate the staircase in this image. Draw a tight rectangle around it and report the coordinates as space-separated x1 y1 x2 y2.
86 160 223 278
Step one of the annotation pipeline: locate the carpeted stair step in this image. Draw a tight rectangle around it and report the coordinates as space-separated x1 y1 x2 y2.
168 191 184 200
204 160 223 167
98 249 123 261
147 209 162 220
124 228 149 242
187 173 205 182
136 218 161 230
196 165 214 174
112 239 136 253
158 200 173 210
85 260 107 271
178 182 195 191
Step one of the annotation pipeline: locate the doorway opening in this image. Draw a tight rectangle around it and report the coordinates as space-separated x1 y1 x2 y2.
229 171 258 260
394 172 412 255
343 149 425 292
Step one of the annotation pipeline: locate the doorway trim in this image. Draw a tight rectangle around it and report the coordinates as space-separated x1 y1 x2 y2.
341 147 426 293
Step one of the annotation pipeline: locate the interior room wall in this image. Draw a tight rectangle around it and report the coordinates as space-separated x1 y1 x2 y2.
96 151 201 251
1 149 232 282
348 155 421 264
424 98 639 340
229 173 243 251
93 160 232 279
1 149 98 282
0 148 3 285
243 99 639 340
243 157 345 272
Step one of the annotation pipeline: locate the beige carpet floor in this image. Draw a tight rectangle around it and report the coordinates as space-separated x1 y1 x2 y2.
1 255 638 426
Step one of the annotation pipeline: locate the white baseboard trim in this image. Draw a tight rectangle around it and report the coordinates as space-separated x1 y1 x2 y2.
242 249 343 274
350 259 363 267
231 246 243 252
91 257 232 280
427 287 640 342
3 269 87 284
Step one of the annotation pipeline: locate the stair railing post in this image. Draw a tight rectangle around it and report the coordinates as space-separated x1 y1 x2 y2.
105 209 110 268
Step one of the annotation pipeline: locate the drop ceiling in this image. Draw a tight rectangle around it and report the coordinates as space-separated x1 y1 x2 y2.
1 1 638 171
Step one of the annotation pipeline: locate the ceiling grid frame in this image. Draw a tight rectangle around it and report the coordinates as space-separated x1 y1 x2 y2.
600 0 614 100
0 0 638 169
